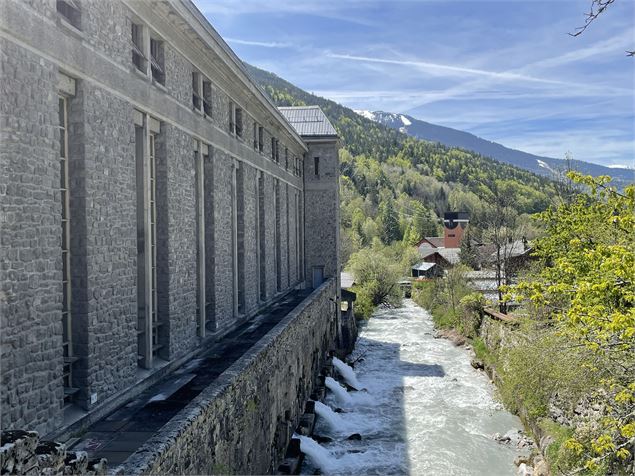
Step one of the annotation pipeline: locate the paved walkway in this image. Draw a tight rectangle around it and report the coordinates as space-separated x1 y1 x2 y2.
70 290 312 467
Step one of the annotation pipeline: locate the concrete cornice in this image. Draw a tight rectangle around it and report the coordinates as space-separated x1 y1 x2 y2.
162 0 308 153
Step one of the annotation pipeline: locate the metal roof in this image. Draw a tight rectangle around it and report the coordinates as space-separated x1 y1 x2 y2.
341 272 355 289
412 262 436 271
278 106 338 137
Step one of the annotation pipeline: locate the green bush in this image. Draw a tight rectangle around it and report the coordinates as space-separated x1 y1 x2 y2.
497 322 601 421
471 337 495 366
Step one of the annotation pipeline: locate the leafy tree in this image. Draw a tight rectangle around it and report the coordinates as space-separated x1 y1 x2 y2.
513 173 635 473
348 247 402 311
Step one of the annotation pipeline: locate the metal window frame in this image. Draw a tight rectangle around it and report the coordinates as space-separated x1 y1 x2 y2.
59 94 78 405
194 140 206 337
136 113 161 369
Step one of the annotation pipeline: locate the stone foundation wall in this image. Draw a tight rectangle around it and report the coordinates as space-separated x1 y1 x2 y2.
120 279 339 475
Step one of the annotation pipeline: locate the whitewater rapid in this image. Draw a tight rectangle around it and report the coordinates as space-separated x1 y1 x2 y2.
301 299 526 475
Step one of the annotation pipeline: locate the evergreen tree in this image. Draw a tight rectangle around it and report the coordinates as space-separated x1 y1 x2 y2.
379 199 401 244
459 229 480 269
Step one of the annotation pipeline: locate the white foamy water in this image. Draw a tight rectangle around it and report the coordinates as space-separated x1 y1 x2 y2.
325 376 352 405
302 300 526 476
332 356 362 390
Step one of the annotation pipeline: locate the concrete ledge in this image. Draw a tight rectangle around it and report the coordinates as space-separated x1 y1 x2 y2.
48 285 302 444
118 279 337 475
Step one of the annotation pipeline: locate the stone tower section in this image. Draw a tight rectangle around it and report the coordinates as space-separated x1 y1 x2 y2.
278 107 340 290
443 212 469 248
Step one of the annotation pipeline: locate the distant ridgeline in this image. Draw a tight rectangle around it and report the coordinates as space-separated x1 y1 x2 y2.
245 64 557 241
357 110 634 191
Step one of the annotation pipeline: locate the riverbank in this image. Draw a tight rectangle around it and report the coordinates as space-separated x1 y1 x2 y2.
300 300 529 475
411 284 558 476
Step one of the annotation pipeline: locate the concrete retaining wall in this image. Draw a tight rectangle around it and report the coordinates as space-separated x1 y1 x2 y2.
119 279 339 475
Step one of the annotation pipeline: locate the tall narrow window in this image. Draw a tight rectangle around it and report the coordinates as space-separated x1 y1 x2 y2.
228 102 243 138
236 165 245 315
150 38 164 85
231 163 239 316
135 114 161 369
286 185 290 287
202 80 212 117
57 0 81 30
284 147 288 170
131 23 146 73
59 95 77 405
192 72 202 111
235 107 243 138
295 191 301 281
275 139 280 163
148 133 159 358
253 123 258 150
257 173 266 301
258 126 264 152
275 180 281 292
314 157 320 177
229 102 235 135
271 137 276 161
194 142 206 337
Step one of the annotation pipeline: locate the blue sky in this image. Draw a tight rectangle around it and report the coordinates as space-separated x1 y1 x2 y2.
195 0 634 168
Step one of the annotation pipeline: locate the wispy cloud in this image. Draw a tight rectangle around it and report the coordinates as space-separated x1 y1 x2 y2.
225 38 293 48
326 53 571 85
201 0 634 167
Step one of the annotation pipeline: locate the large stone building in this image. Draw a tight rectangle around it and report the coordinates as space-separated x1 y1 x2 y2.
0 0 340 440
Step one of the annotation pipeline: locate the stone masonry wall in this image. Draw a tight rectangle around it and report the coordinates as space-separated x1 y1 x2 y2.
212 149 234 331
160 124 198 360
1 0 310 436
0 38 64 434
264 174 277 300
242 164 259 315
120 279 339 475
72 82 137 410
303 141 340 286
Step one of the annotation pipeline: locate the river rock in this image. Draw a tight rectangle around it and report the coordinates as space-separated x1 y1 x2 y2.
514 455 531 466
470 359 484 370
312 435 333 444
434 329 466 346
494 430 533 449
533 459 549 476
517 463 534 476
346 433 362 441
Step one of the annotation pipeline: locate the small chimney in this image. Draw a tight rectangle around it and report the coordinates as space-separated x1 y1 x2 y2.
443 212 469 248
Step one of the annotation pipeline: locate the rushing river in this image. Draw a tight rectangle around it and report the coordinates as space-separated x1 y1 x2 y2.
300 300 526 475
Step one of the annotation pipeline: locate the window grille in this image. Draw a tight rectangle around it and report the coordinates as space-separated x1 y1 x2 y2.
59 95 78 406
131 23 146 73
150 38 164 84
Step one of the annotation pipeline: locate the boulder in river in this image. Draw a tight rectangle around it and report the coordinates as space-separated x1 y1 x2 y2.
346 433 362 441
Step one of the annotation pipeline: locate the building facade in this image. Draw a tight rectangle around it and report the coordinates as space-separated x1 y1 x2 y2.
0 0 339 436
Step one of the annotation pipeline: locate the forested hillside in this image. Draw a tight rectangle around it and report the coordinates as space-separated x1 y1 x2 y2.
245 64 555 260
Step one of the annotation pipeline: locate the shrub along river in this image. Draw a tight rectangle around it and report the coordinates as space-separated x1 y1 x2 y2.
298 300 529 475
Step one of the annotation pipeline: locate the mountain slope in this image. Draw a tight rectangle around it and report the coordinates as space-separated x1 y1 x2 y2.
357 110 633 188
245 64 552 196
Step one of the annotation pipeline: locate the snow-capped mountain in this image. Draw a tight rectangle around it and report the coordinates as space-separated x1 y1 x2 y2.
355 110 633 187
